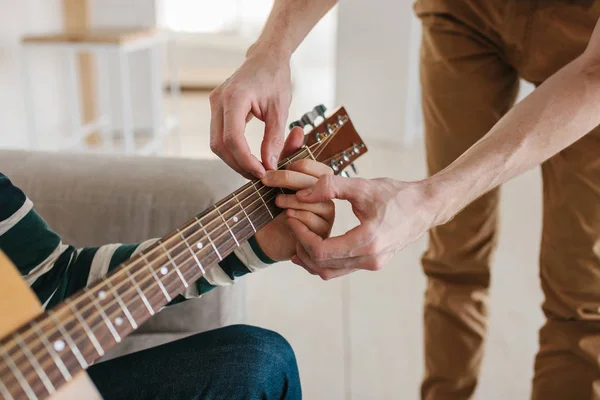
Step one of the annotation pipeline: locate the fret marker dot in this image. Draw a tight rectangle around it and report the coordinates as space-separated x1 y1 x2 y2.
160 266 168 275
115 317 124 326
197 242 203 249
233 216 239 223
53 340 65 352
98 290 107 300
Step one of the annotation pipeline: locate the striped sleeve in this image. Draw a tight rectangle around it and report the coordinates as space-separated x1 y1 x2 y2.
0 173 275 310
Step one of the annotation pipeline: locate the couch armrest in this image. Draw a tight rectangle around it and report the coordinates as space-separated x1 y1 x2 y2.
0 150 248 359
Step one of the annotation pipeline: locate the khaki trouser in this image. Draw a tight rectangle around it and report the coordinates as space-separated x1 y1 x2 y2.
414 0 600 398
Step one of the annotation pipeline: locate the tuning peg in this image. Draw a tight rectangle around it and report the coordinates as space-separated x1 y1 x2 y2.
351 163 358 174
314 104 327 118
341 170 350 178
289 120 303 130
301 113 315 127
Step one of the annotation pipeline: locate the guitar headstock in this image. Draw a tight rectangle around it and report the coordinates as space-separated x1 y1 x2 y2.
288 105 368 176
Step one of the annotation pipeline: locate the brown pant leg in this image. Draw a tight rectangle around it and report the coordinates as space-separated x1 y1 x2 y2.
532 130 600 400
415 2 519 398
508 2 600 398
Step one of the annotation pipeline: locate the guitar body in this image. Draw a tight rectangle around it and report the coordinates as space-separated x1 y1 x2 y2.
0 252 101 399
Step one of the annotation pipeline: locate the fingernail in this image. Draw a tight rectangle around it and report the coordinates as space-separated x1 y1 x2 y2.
287 209 295 217
255 169 265 179
270 156 278 169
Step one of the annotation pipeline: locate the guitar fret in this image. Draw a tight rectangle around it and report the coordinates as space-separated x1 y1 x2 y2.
178 229 205 274
303 144 317 161
195 216 221 260
31 322 71 381
88 290 121 343
0 377 13 400
215 205 240 247
1 347 36 400
232 192 256 232
141 254 172 302
49 312 88 369
67 303 105 356
159 241 188 288
251 181 274 219
105 282 138 329
13 332 55 395
125 270 155 316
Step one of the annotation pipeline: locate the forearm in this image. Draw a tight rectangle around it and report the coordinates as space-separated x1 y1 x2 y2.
248 0 337 59
426 54 600 225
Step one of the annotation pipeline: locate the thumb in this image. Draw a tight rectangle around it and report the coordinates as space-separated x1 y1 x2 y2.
279 126 305 161
262 108 287 170
296 175 366 203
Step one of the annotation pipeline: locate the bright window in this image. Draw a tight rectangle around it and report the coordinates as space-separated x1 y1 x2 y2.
161 0 273 36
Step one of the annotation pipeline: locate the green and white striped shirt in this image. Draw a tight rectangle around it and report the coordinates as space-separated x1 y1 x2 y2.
0 173 274 310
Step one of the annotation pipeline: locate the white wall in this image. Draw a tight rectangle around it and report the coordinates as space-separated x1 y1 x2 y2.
0 0 66 149
335 0 419 146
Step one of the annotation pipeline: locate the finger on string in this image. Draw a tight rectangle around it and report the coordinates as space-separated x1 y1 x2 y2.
261 169 318 191
222 97 265 178
210 105 253 179
286 159 334 178
279 126 305 162
262 104 288 170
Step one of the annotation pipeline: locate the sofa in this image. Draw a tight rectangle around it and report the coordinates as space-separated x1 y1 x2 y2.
0 149 247 361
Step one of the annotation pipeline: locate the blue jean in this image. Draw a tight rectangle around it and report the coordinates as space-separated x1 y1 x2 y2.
87 325 302 400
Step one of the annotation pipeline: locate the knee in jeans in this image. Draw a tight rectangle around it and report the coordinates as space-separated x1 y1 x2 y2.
221 325 301 395
224 325 297 366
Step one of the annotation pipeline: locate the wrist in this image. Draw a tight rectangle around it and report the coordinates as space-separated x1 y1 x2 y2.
246 39 293 63
248 236 276 264
413 176 460 228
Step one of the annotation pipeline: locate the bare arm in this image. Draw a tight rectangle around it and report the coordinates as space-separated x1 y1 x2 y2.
248 0 338 60
209 0 337 179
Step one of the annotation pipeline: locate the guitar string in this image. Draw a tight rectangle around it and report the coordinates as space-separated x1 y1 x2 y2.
1 125 352 394
0 131 347 389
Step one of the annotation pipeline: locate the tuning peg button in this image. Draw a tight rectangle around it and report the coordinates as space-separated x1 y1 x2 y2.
301 113 314 127
289 120 303 130
314 104 327 118
341 171 350 178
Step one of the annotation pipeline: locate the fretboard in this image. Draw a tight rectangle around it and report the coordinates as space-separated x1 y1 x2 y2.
0 155 303 400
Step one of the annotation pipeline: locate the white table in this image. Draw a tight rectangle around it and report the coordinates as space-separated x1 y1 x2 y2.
21 28 180 155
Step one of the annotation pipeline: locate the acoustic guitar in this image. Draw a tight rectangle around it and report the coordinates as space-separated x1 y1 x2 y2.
0 105 367 399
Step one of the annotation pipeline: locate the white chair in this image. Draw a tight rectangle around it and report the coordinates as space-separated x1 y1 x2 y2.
20 28 180 155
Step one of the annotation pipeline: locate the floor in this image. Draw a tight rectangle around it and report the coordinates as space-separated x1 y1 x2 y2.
155 93 546 399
